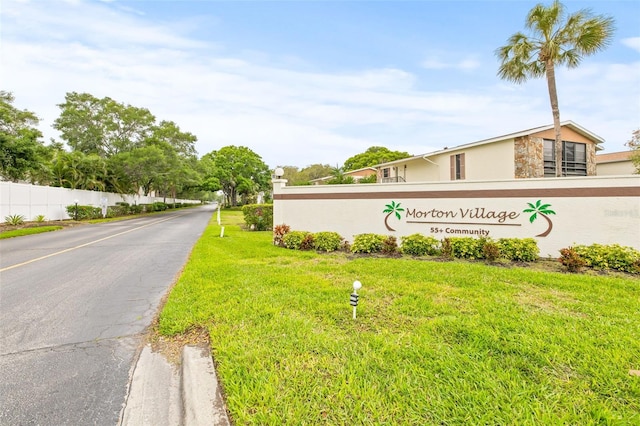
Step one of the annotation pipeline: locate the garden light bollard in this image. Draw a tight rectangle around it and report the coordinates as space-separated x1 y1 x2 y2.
351 280 362 319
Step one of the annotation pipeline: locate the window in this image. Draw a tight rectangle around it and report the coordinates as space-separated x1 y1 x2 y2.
450 153 465 180
382 168 390 178
544 140 587 177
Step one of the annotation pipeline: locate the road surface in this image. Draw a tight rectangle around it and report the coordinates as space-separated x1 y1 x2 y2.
0 205 215 425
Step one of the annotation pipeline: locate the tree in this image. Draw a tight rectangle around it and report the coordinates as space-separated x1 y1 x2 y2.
0 91 51 182
326 165 355 185
53 92 155 157
343 146 411 171
496 1 614 177
202 146 270 206
626 129 640 174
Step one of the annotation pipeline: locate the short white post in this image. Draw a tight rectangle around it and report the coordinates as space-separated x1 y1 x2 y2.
220 226 225 238
351 280 362 319
217 204 221 225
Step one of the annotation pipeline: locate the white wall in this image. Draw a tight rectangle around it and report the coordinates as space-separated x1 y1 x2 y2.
273 176 640 258
0 182 200 222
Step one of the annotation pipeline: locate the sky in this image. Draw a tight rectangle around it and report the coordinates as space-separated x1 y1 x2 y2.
2 0 639 169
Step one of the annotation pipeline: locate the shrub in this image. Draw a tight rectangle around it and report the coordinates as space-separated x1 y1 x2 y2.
313 231 343 252
34 214 47 223
282 231 313 250
129 204 144 214
351 233 385 254
107 205 129 218
448 237 484 260
152 202 168 212
401 234 440 256
441 238 453 259
4 214 25 225
559 247 586 273
300 233 315 250
482 239 501 262
242 204 273 231
66 205 102 220
273 224 291 247
498 238 539 262
574 244 640 274
381 236 399 255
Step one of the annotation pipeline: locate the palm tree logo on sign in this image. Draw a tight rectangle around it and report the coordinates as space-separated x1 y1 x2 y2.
383 201 404 232
523 200 556 237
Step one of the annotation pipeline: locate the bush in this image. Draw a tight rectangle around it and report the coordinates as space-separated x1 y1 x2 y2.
242 204 273 231
4 214 25 225
313 231 343 252
381 236 399 255
441 238 453 259
482 239 501 262
573 243 640 274
34 214 47 223
107 205 129 218
273 224 290 247
282 231 313 250
559 247 586 273
448 237 484 260
498 238 539 262
129 204 144 214
66 205 102 220
351 233 385 254
400 234 440 256
152 202 168 212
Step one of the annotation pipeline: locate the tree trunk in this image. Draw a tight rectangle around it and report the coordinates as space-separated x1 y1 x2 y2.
545 60 563 177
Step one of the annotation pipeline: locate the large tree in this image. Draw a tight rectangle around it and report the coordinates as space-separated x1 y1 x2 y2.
202 146 270 206
53 92 155 157
343 146 410 171
0 91 51 182
496 1 614 177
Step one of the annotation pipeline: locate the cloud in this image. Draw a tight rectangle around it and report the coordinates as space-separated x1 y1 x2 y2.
621 37 640 53
421 55 481 71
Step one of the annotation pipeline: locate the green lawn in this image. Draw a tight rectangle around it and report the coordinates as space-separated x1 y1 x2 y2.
159 210 640 425
0 226 63 239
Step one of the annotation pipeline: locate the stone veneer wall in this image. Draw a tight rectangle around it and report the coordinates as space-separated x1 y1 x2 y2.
514 136 544 179
587 144 597 176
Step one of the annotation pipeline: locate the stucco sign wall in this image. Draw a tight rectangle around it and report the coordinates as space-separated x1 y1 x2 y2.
273 176 640 257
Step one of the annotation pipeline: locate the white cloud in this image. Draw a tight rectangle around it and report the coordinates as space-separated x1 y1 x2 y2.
621 37 640 53
421 54 481 71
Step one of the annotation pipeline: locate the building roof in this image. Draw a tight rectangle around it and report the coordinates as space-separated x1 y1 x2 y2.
596 151 633 164
376 121 605 168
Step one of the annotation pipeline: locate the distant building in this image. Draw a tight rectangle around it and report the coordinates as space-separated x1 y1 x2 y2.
373 121 603 183
596 151 635 176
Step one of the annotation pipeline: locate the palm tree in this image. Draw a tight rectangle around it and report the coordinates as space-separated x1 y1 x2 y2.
496 1 614 177
383 201 405 232
523 200 556 237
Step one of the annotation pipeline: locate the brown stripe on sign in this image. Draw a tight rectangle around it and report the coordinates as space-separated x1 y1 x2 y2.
273 186 640 200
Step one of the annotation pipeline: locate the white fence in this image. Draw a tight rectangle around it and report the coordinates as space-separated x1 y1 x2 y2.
0 182 201 222
272 175 640 258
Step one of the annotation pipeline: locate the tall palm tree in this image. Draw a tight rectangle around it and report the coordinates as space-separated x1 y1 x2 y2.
496 1 614 177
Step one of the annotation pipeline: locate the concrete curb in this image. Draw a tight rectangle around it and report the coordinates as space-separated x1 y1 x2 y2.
182 345 231 426
120 344 231 426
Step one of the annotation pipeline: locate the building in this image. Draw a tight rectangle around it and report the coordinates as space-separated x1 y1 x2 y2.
310 167 377 185
374 121 603 183
596 151 636 176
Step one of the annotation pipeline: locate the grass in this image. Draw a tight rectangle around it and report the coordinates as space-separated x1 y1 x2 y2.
0 226 63 239
159 210 640 425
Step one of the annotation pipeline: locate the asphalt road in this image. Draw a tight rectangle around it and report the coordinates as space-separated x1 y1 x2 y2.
0 205 215 425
